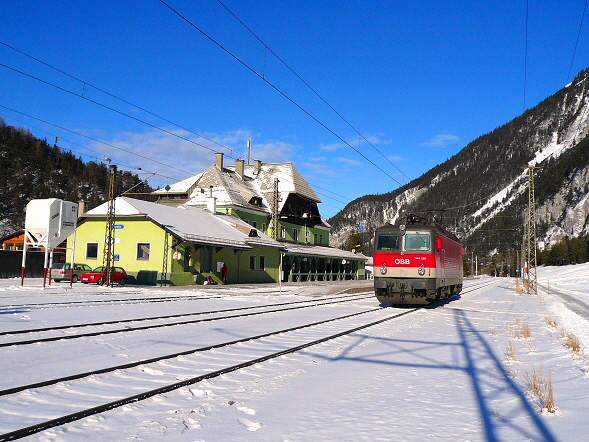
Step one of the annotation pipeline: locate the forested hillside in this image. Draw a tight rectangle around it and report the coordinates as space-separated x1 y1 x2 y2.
0 120 151 235
329 67 589 259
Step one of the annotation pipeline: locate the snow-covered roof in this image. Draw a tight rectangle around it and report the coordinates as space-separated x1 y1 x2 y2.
157 160 321 215
151 173 203 195
84 197 282 250
283 244 367 261
245 163 320 212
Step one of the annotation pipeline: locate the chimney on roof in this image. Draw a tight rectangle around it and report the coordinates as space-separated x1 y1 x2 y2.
215 152 224 170
207 186 217 213
207 196 217 214
235 159 245 180
77 201 85 217
254 159 262 175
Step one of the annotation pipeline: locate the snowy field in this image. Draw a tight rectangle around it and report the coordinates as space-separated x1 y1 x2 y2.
0 266 588 441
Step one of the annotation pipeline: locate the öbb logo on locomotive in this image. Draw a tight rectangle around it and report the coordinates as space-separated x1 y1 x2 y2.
373 214 464 305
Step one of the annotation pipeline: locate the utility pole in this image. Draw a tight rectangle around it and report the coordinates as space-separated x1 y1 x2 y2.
161 232 169 287
102 163 117 286
271 178 280 240
523 166 541 294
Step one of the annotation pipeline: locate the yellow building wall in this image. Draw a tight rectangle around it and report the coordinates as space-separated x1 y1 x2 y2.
67 217 282 286
67 217 173 284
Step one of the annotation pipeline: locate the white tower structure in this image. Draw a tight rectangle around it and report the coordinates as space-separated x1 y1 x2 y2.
21 199 78 287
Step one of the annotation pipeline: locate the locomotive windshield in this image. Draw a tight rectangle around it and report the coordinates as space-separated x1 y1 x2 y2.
404 233 431 251
377 234 400 251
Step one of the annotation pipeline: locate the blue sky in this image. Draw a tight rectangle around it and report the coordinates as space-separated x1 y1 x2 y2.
2 0 589 218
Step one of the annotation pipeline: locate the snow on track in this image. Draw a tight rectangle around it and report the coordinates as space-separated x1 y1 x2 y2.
1 273 589 440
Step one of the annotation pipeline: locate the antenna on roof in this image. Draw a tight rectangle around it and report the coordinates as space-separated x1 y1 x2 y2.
247 139 251 165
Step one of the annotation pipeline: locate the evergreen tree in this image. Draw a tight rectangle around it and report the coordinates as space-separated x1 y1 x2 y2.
341 230 367 254
0 120 153 235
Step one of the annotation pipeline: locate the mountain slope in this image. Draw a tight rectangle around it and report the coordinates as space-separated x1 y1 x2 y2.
329 68 589 257
0 120 152 235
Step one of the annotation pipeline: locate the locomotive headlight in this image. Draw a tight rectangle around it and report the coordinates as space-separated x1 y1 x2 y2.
380 263 387 275
418 264 425 276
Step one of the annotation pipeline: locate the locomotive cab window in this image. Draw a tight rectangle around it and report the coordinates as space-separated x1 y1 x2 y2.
377 234 400 251
404 233 431 251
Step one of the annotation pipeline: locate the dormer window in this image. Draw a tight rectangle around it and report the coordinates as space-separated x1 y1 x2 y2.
249 196 263 207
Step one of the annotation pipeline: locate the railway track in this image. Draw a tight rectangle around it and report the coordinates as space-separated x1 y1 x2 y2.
0 304 415 440
0 293 372 347
0 292 221 311
0 280 498 440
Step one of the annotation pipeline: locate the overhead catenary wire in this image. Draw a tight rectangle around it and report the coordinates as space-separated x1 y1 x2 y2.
0 60 355 211
0 104 351 211
566 0 588 84
214 0 410 184
523 0 529 112
0 41 246 160
0 104 195 178
0 41 361 208
158 0 405 188
0 64 246 165
0 110 179 183
0 49 360 212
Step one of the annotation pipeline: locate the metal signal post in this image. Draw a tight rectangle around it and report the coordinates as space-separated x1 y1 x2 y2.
523 166 541 294
102 164 117 286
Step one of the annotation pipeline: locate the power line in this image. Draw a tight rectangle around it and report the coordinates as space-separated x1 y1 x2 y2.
523 0 529 112
0 41 246 160
214 0 410 184
158 0 405 188
0 51 358 211
0 104 195 177
1 105 351 212
1 41 361 208
567 0 588 84
0 111 178 182
0 63 248 164
0 62 353 207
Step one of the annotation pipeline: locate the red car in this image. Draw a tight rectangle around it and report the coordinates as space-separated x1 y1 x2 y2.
80 266 128 285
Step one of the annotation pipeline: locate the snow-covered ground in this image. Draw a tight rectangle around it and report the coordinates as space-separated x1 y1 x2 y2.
0 266 588 441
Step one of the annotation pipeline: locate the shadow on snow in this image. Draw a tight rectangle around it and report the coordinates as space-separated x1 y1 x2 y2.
304 306 557 442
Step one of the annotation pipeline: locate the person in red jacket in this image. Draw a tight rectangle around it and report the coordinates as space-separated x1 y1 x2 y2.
221 263 228 284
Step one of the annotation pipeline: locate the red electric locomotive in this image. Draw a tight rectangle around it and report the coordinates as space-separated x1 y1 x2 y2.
373 214 464 304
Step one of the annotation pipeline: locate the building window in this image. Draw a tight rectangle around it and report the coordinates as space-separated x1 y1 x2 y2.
262 223 266 232
280 226 286 239
249 255 256 271
253 221 258 229
137 243 150 260
86 243 98 260
259 256 266 271
306 229 310 243
293 229 299 242
314 233 319 245
320 234 324 245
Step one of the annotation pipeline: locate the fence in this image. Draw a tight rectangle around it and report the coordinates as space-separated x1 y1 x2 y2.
0 250 63 278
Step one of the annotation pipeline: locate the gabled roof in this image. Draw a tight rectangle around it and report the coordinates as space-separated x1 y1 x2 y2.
159 161 321 214
152 173 203 195
245 163 320 211
84 197 282 250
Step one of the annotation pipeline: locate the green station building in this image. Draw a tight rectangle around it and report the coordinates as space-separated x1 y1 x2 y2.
69 154 366 286
152 153 366 284
70 197 282 285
